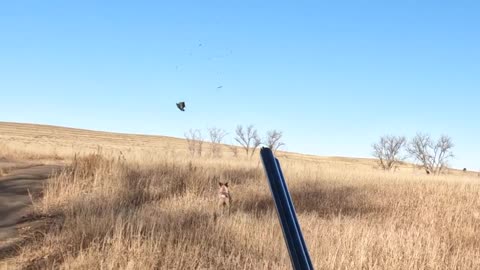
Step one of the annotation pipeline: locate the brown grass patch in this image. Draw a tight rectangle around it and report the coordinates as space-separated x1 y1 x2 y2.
1 122 480 269
0 151 477 269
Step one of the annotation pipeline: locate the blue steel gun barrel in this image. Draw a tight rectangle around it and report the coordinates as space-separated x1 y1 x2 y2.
260 147 314 270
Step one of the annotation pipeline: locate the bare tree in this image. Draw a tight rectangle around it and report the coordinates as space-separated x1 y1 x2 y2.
265 130 285 153
407 133 454 175
196 131 204 157
208 127 227 157
372 135 406 171
235 125 261 158
185 129 198 157
251 135 262 158
184 129 204 157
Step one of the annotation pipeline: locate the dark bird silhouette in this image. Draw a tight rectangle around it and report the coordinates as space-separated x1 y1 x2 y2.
176 101 186 111
217 85 223 89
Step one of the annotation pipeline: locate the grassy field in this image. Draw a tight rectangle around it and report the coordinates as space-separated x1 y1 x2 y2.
1 122 480 269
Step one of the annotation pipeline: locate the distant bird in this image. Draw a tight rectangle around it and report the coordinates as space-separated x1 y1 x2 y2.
176 102 186 111
217 85 223 89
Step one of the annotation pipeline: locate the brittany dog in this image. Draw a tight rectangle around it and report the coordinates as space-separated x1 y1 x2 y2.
217 181 232 216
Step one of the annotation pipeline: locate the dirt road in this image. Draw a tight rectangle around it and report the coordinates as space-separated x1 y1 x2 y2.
0 164 62 242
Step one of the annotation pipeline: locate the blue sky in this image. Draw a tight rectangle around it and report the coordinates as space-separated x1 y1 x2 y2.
0 1 478 169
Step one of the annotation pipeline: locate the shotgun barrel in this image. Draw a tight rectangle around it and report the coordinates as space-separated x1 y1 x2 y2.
260 147 314 270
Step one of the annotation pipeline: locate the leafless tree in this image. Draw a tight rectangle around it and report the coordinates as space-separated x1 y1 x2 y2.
265 130 285 153
372 135 406 171
407 133 454 175
196 131 204 157
184 129 204 157
251 135 262 158
235 125 261 158
208 127 227 157
185 129 197 157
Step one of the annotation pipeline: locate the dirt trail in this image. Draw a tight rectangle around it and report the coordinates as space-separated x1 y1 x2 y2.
0 164 62 242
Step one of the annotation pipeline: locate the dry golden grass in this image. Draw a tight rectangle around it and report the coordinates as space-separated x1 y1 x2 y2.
0 121 389 170
1 122 480 269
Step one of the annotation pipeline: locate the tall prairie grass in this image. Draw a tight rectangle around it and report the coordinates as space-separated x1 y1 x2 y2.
1 122 480 269
2 151 478 270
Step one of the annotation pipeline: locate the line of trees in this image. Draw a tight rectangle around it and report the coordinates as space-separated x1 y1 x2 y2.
185 125 285 158
372 133 454 175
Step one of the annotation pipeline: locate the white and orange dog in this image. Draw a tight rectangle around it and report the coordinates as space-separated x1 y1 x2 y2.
217 181 232 216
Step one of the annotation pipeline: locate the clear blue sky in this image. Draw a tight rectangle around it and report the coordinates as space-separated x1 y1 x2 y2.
0 1 478 169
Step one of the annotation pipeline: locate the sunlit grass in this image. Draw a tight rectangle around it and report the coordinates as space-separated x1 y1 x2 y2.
1 122 480 269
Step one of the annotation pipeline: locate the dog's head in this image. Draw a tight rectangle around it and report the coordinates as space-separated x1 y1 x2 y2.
218 181 229 193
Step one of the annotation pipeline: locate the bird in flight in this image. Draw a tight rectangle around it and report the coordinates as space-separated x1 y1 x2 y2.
217 85 223 89
176 101 186 111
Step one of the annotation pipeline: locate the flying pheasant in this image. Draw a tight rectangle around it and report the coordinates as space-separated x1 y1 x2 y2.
176 101 186 111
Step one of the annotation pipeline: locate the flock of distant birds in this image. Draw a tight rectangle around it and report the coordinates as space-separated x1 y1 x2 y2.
175 42 229 112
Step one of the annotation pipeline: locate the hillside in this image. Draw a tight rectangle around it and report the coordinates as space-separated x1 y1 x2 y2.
1 121 480 269
0 121 381 169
